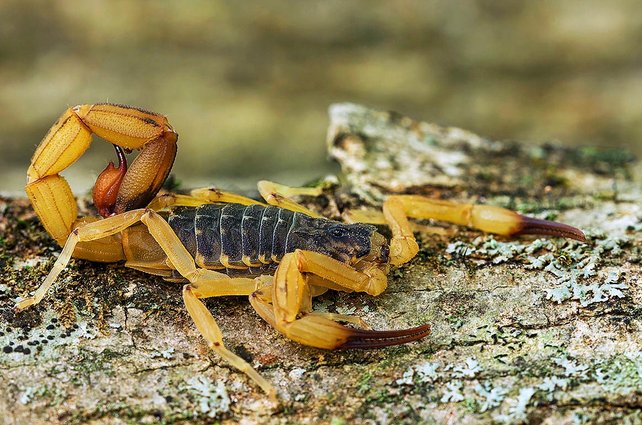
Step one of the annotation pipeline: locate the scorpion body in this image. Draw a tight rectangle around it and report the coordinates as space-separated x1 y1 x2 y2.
162 203 382 279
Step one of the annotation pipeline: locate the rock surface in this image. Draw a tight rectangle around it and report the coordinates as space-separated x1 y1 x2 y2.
1 103 640 424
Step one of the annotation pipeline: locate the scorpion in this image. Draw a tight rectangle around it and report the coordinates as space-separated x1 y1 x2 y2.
16 104 586 399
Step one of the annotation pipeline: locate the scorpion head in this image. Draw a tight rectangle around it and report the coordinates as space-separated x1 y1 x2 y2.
289 218 390 271
354 230 390 271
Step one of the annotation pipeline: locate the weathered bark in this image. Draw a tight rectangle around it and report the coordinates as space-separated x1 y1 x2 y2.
1 103 640 424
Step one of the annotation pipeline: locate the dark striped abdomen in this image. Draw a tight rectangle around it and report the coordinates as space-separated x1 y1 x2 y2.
167 203 299 276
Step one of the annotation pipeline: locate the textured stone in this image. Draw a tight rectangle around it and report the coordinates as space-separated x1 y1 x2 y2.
0 104 640 424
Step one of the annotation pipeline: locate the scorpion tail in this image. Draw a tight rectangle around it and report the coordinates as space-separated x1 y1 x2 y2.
340 323 432 349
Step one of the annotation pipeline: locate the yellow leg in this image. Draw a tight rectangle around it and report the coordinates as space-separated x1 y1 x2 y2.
69 216 126 262
150 181 317 213
190 187 266 206
343 209 387 225
139 177 325 220
382 197 421 266
138 210 276 398
249 249 430 350
296 250 388 296
147 187 266 212
381 195 587 266
183 285 276 400
18 207 275 398
257 180 324 217
16 209 148 310
343 208 451 236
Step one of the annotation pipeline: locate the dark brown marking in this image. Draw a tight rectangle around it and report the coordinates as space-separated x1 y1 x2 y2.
340 323 431 349
141 117 160 127
96 102 162 117
515 215 587 242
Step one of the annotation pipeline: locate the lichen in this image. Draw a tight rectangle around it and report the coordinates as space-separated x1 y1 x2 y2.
415 362 440 383
474 383 508 413
183 376 231 419
444 218 638 308
151 347 175 359
440 381 465 403
453 357 482 378
495 386 536 423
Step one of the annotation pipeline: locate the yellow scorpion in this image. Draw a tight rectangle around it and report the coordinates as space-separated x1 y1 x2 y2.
17 104 586 399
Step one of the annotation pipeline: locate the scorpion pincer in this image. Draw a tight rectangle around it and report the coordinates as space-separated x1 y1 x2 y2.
16 104 586 399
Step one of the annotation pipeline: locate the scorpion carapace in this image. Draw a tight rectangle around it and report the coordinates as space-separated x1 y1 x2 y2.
17 104 587 400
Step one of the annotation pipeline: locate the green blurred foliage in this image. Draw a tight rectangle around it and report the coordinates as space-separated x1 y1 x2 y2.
0 0 640 193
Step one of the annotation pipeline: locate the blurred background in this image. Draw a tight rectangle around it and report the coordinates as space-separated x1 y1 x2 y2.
1 0 640 195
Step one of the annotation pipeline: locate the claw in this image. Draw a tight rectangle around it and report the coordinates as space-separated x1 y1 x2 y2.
283 314 431 350
467 204 586 243
340 323 432 349
514 215 587 242
381 196 587 251
113 130 177 214
250 291 430 350
93 145 128 217
26 104 178 245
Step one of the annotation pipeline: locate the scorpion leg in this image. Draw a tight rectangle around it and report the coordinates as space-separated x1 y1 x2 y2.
347 195 586 266
146 187 266 211
19 206 275 397
190 187 265 206
257 180 324 217
15 209 148 310
343 209 387 225
138 210 276 399
149 180 325 218
249 249 430 350
258 275 359 325
183 288 276 400
343 209 451 236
